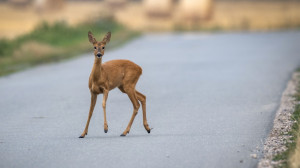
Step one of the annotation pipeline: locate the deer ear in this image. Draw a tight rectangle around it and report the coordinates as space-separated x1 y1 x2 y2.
88 31 97 44
102 32 111 44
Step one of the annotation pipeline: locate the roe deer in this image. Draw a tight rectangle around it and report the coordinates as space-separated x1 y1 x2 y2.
79 31 151 138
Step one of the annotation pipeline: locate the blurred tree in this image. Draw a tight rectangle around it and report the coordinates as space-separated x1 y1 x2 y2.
106 0 127 10
34 0 65 12
143 0 173 18
179 0 213 21
8 0 32 6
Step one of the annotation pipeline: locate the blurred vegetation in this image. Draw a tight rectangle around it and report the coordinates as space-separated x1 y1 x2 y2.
273 70 300 168
0 19 139 76
288 70 300 168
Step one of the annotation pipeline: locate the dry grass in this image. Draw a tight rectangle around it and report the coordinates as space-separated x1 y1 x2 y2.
209 1 300 30
115 1 300 31
0 2 139 76
179 0 213 20
288 72 300 168
290 133 300 168
0 1 110 39
2 1 299 36
13 41 62 59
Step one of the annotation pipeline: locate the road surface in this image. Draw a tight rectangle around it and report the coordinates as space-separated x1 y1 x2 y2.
1 32 300 168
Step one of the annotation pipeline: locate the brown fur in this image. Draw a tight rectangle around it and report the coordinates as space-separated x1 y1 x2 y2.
79 31 151 138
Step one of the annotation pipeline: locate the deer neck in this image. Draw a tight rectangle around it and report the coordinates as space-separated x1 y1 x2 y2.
91 57 103 81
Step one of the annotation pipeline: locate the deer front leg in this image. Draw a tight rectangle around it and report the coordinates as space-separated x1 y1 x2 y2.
102 89 109 133
121 89 140 136
79 93 97 138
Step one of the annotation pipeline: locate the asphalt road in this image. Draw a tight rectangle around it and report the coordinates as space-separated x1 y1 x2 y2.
1 32 300 168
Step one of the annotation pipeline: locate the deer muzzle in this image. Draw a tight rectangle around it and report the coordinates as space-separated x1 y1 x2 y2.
96 53 102 58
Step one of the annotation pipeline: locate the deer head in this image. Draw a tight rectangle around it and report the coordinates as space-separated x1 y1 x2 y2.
88 31 111 58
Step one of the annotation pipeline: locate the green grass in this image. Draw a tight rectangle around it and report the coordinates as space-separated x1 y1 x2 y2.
273 69 300 168
0 19 139 76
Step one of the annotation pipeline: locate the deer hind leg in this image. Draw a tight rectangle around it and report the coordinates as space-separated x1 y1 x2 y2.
136 90 151 133
102 89 109 133
120 87 140 136
79 93 97 138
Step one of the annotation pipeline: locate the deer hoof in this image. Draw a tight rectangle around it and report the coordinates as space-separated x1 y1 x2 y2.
79 135 85 138
104 129 108 133
147 128 153 134
120 134 126 136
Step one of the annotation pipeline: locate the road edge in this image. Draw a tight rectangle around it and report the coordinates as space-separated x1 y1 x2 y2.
258 72 300 168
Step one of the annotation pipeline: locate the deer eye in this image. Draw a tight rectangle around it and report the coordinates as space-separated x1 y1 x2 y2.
102 47 105 49
94 46 96 50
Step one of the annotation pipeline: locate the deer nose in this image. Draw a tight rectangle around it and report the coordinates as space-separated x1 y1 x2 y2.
96 53 102 57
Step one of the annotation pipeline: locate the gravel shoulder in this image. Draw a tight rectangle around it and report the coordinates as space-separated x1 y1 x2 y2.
258 72 300 168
